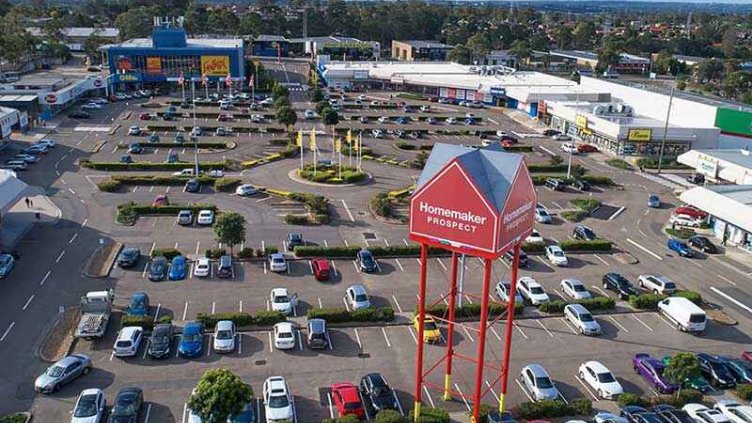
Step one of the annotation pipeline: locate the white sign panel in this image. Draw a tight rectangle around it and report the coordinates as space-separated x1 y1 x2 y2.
0 122 10 138
19 112 28 129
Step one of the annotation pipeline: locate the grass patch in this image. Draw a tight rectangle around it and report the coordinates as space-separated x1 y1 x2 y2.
560 210 588 222
0 413 27 423
606 158 633 170
665 227 696 239
570 198 601 213
299 164 367 184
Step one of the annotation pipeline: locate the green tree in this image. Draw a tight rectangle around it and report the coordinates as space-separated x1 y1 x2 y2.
206 8 239 35
274 95 291 110
375 409 408 423
83 31 104 62
214 212 246 255
466 33 490 63
0 0 11 16
115 6 156 39
309 88 324 103
272 83 290 100
447 44 472 65
275 106 297 132
187 368 252 423
572 21 596 49
553 25 573 50
664 353 701 395
321 107 339 127
184 2 208 35
509 39 532 65
695 59 725 83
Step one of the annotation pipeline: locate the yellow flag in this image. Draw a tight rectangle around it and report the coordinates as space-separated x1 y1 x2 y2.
353 134 359 152
334 138 341 153
346 129 352 145
309 130 316 152
296 130 303 147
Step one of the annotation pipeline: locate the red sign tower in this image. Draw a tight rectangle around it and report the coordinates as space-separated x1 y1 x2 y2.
408 144 536 423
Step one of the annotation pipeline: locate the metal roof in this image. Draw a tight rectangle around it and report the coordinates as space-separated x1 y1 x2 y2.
610 80 752 112
288 36 363 43
254 35 288 42
0 94 38 102
684 149 752 169
397 40 453 49
680 185 752 233
417 143 523 214
26 27 119 38
109 37 242 49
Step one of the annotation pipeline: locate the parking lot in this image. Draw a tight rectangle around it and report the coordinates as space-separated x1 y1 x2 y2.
0 60 749 423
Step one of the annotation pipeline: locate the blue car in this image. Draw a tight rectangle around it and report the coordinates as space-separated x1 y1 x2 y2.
0 253 15 278
178 321 204 358
127 292 150 317
648 195 660 208
668 239 693 258
169 255 186 280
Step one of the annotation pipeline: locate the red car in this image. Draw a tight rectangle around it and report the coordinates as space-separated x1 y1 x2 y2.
428 96 439 102
577 144 598 153
742 352 752 362
139 113 152 121
501 139 515 149
217 114 229 122
152 195 169 206
312 258 331 281
331 382 365 418
674 206 708 219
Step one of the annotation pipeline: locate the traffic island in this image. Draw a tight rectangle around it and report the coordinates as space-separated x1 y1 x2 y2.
292 163 371 186
83 242 123 278
38 305 80 363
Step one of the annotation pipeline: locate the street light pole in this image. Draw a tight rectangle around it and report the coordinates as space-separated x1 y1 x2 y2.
192 80 199 176
656 87 675 175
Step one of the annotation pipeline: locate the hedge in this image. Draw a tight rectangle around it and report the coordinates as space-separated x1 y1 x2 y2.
98 179 122 192
395 141 416 150
110 175 211 186
606 158 633 170
558 239 612 252
214 177 241 192
121 315 154 331
617 390 703 408
528 164 573 173
195 311 286 329
241 143 298 168
116 203 137 225
531 174 616 186
666 228 696 239
119 142 230 149
737 384 752 400
636 157 691 170
375 410 408 423
151 248 182 260
125 202 217 216
561 210 588 222
423 301 523 319
538 296 616 314
388 185 415 199
409 407 450 423
284 214 309 225
80 159 227 171
293 244 450 258
306 307 395 323
205 248 227 259
570 198 601 213
515 399 592 419
522 241 546 253
629 291 702 309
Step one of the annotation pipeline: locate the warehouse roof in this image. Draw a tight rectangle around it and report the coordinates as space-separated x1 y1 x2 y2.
27 27 120 38
396 40 453 49
109 37 242 49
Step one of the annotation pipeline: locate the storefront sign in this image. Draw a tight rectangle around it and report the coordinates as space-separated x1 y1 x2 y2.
201 56 230 77
576 114 588 129
45 94 57 104
447 88 457 98
353 70 369 80
19 112 28 129
321 41 373 50
117 73 141 83
490 86 506 96
628 128 652 142
390 75 404 84
698 154 719 178
146 57 162 75
116 56 132 71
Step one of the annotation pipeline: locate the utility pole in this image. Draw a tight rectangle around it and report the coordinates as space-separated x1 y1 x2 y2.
657 87 675 174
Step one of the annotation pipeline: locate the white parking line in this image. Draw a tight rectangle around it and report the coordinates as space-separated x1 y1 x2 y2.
381 327 391 347
627 238 664 261
207 335 212 356
268 331 273 352
239 301 243 312
327 393 334 418
0 321 14 342
536 320 554 338
40 270 51 286
81 218 88 228
608 316 629 333
353 328 362 349
656 312 675 328
182 301 189 320
331 261 338 277
142 338 150 359
318 298 323 308
718 274 737 286
22 295 34 311
454 383 472 411
515 379 535 402
394 258 405 272
462 326 475 342
591 285 610 297
464 294 474 304
632 314 654 331
408 327 418 344
422 385 436 408
684 257 702 267
154 303 161 320
514 322 528 339
195 241 201 256
561 318 578 334
485 380 500 402
609 206 626 220
436 258 447 271
149 242 156 256
391 295 403 313
593 254 610 266
710 287 752 314
341 200 355 222
55 250 66 263
211 301 216 314
343 297 350 311
297 330 303 351
489 325 501 340
142 262 149 278
352 261 360 273
551 201 563 210
574 374 599 400
68 233 78 244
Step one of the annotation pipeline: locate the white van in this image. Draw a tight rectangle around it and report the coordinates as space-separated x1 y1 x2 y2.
657 297 706 333
172 168 195 177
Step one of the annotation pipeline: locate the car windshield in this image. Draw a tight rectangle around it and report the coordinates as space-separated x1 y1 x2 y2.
553 250 564 257
74 394 99 417
183 334 201 342
361 253 374 264
48 365 65 377
269 394 289 408
216 330 233 340
664 282 677 289
355 294 368 302
112 402 136 416
424 321 438 330
530 286 545 295
345 402 361 410
278 332 293 339
274 295 289 303
618 281 632 290
273 258 284 264
597 372 616 383
580 313 594 322
536 376 553 389
573 284 587 292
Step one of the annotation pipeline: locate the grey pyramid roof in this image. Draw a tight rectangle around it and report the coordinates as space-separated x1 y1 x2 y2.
415 143 524 214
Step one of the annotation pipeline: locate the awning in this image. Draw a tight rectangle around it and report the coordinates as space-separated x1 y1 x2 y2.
680 186 752 233
0 170 28 216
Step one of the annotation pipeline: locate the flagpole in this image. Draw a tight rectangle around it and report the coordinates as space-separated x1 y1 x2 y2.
349 140 352 166
204 77 208 99
299 132 303 170
338 143 342 180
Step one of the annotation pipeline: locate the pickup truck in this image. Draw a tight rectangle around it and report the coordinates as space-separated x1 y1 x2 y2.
74 290 114 339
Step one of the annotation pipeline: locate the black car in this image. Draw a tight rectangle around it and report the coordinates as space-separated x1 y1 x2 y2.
502 249 528 267
184 178 200 193
573 179 591 191
653 405 695 423
360 372 398 412
119 155 132 164
620 407 664 423
688 235 717 254
500 135 518 143
68 111 91 119
696 353 736 389
148 323 173 359
109 387 143 423
287 233 304 251
602 272 639 299
356 249 378 273
543 129 560 136
687 174 705 185
116 247 141 268
573 225 597 241
148 256 168 282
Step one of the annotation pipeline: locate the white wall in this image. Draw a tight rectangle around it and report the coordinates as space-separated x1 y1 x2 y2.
579 77 718 129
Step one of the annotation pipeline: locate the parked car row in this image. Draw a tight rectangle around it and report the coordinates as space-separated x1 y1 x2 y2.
3 139 56 171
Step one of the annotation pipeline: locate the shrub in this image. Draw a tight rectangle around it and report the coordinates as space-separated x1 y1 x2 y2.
98 178 122 192
423 302 523 319
667 389 703 406
371 193 394 218
617 393 649 408
636 157 690 170
522 241 546 253
395 141 416 150
570 198 601 212
83 161 227 171
293 244 449 258
116 203 137 225
121 315 154 331
538 296 616 313
558 239 612 252
284 214 308 225
264 246 279 255
736 384 752 400
515 399 592 419
254 310 286 326
527 163 571 173
214 177 241 192
580 175 617 185
0 413 28 423
666 228 695 239
205 248 226 259
196 312 254 329
376 409 408 423
561 210 587 222
111 175 210 186
675 290 702 304
409 407 449 423
152 248 182 260
156 314 173 324
606 158 633 170
630 291 702 309
237 248 255 259
569 398 593 415
306 307 395 323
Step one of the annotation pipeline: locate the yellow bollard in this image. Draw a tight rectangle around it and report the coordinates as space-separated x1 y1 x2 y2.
442 374 452 401
413 401 421 422
498 392 506 413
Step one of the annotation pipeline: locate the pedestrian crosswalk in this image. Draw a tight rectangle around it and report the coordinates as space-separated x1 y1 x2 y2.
637 172 685 190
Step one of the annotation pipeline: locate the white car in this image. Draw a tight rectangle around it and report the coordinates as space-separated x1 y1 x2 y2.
263 376 294 423
564 304 601 335
465 112 475 119
37 139 56 148
346 284 371 310
236 184 258 196
560 279 592 299
377 116 390 124
595 413 629 423
684 404 731 423
357 95 367 101
270 288 292 315
714 401 752 423
545 245 569 267
535 208 552 224
638 274 677 295
517 276 549 306
552 134 571 141
304 110 315 119
561 142 578 154
113 326 143 357
92 98 109 104
206 169 224 178
213 320 236 353
520 364 560 401
194 257 210 277
260 98 274 106
495 280 523 303
445 117 457 124
197 210 214 225
251 114 264 122
525 229 544 244
669 214 703 228
578 361 623 399
420 105 430 112
268 253 287 273
71 388 106 423
273 322 296 350
81 103 101 110
371 129 384 138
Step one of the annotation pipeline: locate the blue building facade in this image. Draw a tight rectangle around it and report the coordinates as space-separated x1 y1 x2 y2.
103 19 244 90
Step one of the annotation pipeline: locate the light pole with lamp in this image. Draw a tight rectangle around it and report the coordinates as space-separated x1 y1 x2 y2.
656 87 675 174
191 78 199 176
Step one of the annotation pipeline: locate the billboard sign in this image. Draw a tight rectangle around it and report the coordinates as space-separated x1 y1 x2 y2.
497 165 537 253
627 128 652 142
698 154 719 178
576 114 588 129
146 57 162 75
201 56 230 76
714 107 752 138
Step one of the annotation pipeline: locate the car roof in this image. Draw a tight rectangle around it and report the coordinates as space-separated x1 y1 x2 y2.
524 363 550 377
216 320 234 330
119 326 142 337
80 388 103 396
131 292 147 301
350 284 367 294
275 322 294 330
565 303 590 314
563 278 584 286
267 377 287 391
57 355 85 366
585 360 609 373
153 323 172 334
184 321 203 332
547 245 563 252
271 253 284 259
172 255 186 263
333 383 359 399
197 257 210 264
519 276 539 286
272 287 288 296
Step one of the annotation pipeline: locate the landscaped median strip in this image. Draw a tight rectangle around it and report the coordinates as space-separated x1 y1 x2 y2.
241 142 298 168
79 158 228 172
116 202 217 225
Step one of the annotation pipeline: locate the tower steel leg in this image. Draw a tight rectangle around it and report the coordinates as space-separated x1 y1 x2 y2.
443 252 459 401
470 258 493 423
413 243 429 422
499 243 521 413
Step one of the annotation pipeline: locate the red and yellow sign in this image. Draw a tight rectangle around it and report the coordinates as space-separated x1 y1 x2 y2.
146 57 162 75
201 56 230 77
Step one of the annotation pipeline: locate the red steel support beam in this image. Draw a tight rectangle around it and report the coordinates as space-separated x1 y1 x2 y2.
499 243 521 413
470 258 493 423
413 243 429 422
443 252 459 401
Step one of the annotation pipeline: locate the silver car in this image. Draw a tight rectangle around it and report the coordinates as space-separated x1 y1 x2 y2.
560 278 592 300
71 388 106 423
346 284 371 310
520 364 560 401
35 353 92 393
564 304 601 335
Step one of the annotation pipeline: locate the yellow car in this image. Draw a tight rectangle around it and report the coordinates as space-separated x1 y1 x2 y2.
414 315 441 343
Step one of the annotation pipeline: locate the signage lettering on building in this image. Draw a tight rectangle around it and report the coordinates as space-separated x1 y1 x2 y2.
45 94 57 104
201 56 230 76
490 86 506 96
146 57 162 75
698 154 719 178
627 128 652 142
116 57 132 71
320 41 372 49
118 73 140 82
576 114 588 129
